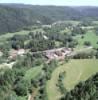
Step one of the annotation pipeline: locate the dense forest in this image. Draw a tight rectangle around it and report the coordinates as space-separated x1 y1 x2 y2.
0 4 98 34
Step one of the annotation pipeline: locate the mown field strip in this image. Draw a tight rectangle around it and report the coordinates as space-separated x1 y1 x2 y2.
46 59 98 100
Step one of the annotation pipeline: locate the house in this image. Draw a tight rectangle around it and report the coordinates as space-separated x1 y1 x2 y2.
9 49 25 59
17 49 25 55
43 35 48 40
9 49 17 59
61 48 72 55
55 51 63 56
45 52 55 60
0 51 3 57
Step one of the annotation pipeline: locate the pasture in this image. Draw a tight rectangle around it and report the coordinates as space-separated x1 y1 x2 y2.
46 59 98 100
24 65 43 81
0 28 44 44
76 30 98 49
0 30 30 44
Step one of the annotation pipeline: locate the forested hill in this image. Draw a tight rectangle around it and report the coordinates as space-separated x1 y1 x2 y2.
0 4 98 34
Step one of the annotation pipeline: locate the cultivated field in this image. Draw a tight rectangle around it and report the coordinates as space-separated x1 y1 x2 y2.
46 59 98 100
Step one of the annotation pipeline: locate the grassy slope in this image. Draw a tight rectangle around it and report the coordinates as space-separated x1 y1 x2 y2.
76 30 98 49
0 28 44 44
47 59 98 100
24 65 43 81
0 30 30 43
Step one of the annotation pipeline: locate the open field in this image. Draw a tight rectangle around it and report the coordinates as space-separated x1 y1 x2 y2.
0 30 29 43
46 59 98 100
76 30 98 49
24 65 43 81
0 28 44 44
93 21 98 25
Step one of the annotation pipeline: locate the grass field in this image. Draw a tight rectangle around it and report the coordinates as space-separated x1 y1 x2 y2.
17 96 27 100
46 59 98 100
0 28 44 44
24 65 43 81
0 30 30 43
76 30 98 49
93 21 98 25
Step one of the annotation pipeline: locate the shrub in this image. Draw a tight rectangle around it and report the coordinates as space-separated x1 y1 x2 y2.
84 41 91 46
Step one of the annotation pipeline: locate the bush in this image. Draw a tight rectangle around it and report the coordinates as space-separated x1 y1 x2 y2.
14 79 30 96
81 35 84 39
95 51 98 59
84 41 91 46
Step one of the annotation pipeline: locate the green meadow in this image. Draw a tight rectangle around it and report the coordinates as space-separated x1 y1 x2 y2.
76 30 98 49
24 65 43 81
46 59 98 100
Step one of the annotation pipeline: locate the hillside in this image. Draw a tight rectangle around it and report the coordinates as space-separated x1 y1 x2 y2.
0 4 98 34
0 4 98 100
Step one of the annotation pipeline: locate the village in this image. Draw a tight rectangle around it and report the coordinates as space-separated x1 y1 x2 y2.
0 47 73 68
44 47 72 61
9 47 72 60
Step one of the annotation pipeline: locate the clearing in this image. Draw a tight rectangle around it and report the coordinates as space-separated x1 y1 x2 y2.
76 30 98 49
46 59 98 100
0 28 44 44
24 65 43 81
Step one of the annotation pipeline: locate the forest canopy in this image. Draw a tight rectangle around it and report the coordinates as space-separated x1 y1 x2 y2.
0 4 98 34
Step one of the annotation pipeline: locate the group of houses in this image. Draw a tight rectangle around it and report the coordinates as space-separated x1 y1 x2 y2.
8 47 72 61
0 49 26 59
0 47 72 62
44 47 72 61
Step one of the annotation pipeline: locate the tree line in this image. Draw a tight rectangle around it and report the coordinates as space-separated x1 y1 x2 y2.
0 4 98 34
60 72 98 100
